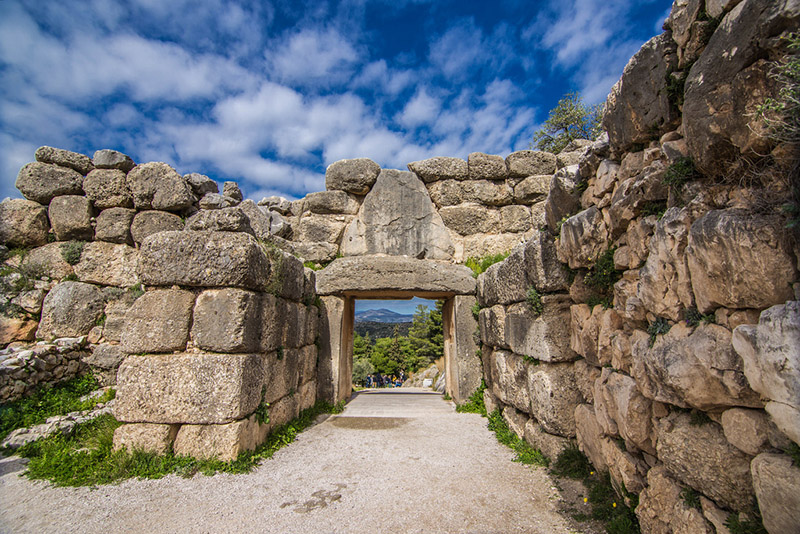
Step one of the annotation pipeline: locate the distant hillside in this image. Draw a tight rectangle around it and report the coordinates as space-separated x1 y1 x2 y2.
354 321 412 340
354 308 414 323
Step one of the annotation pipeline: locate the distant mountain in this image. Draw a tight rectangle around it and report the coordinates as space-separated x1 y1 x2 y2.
354 308 414 323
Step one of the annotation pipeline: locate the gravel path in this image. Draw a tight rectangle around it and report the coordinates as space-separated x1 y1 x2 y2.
0 389 586 534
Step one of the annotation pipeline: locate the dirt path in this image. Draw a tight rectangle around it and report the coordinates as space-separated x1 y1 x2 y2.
0 389 587 534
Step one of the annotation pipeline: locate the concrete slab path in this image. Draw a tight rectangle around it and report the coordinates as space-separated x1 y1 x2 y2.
0 388 585 533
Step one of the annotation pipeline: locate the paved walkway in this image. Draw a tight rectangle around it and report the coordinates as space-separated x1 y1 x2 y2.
0 389 583 534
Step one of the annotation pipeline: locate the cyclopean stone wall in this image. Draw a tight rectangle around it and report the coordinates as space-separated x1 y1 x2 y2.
478 1 800 533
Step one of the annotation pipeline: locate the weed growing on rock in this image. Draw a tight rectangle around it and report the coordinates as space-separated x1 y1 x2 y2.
526 287 543 316
663 157 700 194
464 252 509 278
584 247 621 292
551 445 592 479
0 373 101 442
689 410 713 427
725 509 768 534
680 487 701 510
486 409 548 466
128 283 145 300
455 380 486 415
785 442 800 466
471 302 482 321
646 317 671 347
640 200 667 218
60 241 86 266
587 295 613 310
683 308 715 327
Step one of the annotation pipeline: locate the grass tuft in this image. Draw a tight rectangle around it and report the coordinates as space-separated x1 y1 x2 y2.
455 380 486 415
465 252 509 278
486 409 548 466
550 445 592 479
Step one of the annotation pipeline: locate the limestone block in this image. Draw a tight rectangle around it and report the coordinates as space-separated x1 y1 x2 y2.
502 405 528 438
656 412 754 511
575 404 609 472
130 210 184 244
479 305 507 349
0 317 38 345
74 242 138 287
325 158 380 194
438 203 500 235
112 423 178 454
192 288 261 353
198 193 229 210
461 232 530 261
278 299 305 349
115 352 263 424
614 270 647 322
467 152 508 180
751 453 800 534
36 281 105 340
573 359 600 404
35 146 93 175
292 241 338 263
636 465 715 534
603 33 679 153
340 169 454 259
483 388 498 414
294 213 347 243
625 215 657 269
297 379 316 412
121 289 195 354
261 246 305 302
527 362 582 437
479 244 526 306
426 180 464 206
428 180 513 207
83 169 133 209
126 162 194 211
16 162 84 205
594 369 656 454
20 243 73 280
185 207 253 234
733 301 800 445
557 207 609 269
505 297 576 363
505 150 557 177
48 195 93 241
94 207 135 244
513 175 551 204
594 159 620 196
316 256 475 296
101 293 136 343
263 348 298 405
489 350 529 412
11 289 46 315
524 231 569 293
633 323 761 410
607 162 669 237
0 199 50 248
407 156 468 182
569 304 600 365
523 420 573 461
705 0 743 18
303 191 360 215
138 231 270 290
683 0 798 176
637 207 694 322
544 165 581 233
222 181 242 202
448 295 481 404
298 344 317 386
315 296 346 404
500 205 531 233
721 408 772 456
269 394 300 428
83 343 125 385
555 148 586 170
173 416 265 462
93 149 135 172
600 438 647 494
687 210 797 313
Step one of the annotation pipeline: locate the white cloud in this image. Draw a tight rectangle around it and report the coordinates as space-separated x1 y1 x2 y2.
267 27 361 86
396 88 441 128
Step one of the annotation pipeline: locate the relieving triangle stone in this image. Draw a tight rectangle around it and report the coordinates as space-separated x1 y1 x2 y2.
339 169 454 260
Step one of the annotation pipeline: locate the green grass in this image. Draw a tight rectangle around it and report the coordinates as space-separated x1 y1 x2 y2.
455 380 486 415
680 487 701 510
464 252 509 278
16 400 346 487
486 409 548 466
0 373 109 442
725 510 768 534
550 445 592 479
663 157 699 192
683 308 715 327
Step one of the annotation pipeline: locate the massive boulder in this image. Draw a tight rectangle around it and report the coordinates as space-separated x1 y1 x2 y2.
544 166 581 233
36 281 105 340
751 453 800 534
130 210 184 244
505 150 557 177
636 466 715 534
594 369 656 454
74 242 139 287
121 289 195 354
325 158 380 194
556 207 609 269
504 297 576 363
603 33 679 153
407 157 468 182
48 195 93 241
15 162 84 204
126 162 194 211
83 169 133 209
527 363 582 437
468 152 508 180
339 169 454 259
0 199 50 248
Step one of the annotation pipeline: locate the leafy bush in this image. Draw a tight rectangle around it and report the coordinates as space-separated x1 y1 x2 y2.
60 241 86 266
464 252 509 278
456 380 487 415
584 247 621 291
532 92 602 154
526 287 543 316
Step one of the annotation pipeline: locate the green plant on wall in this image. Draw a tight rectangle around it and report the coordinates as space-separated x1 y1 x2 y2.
531 92 602 153
526 287 543 316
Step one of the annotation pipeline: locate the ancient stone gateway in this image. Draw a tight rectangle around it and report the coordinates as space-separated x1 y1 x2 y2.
315 256 481 405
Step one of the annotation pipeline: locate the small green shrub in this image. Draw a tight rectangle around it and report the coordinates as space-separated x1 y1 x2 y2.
584 247 621 291
663 157 700 192
60 241 86 266
464 252 510 278
129 283 145 300
689 410 713 427
681 487 701 510
61 273 79 282
665 67 691 109
276 346 284 360
456 380 486 415
647 317 671 347
526 287 543 316
684 308 716 327
725 510 768 534
487 409 548 466
471 302 482 321
254 386 270 425
550 445 592 479
784 442 800 466
640 200 667 218
587 295 613 310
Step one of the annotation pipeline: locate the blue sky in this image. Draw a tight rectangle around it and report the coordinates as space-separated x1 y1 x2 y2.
0 0 672 202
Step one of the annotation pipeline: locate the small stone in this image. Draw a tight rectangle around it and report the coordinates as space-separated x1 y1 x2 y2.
35 146 93 175
92 149 135 172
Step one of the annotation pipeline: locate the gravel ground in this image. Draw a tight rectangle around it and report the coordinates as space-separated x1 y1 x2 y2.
0 389 589 534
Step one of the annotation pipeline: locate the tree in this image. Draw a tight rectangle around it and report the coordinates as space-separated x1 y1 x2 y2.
352 333 374 385
532 92 602 154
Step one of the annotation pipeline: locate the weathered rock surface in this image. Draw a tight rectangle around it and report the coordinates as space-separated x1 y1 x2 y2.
303 191 360 215
126 162 194 211
479 306 507 349
544 166 581 233
633 323 761 410
36 281 105 340
524 231 569 293
130 210 184 244
557 207 609 269
20 243 74 280
574 404 609 472
607 162 669 237
513 175 551 204
112 423 177 454
407 157 468 182
439 204 500 235
325 158 380 194
656 412 754 511
184 173 218 197
527 363 582 437
222 181 243 202
636 465 715 534
48 195 93 242
468 152 508 180
192 289 262 353
504 297 576 363
74 242 139 287
84 343 125 385
316 256 475 296
34 146 92 174
340 169 454 259
114 352 263 424
506 151 557 177
751 453 800 534
121 289 195 354
721 408 773 456
523 419 573 461
478 244 527 306
488 350 529 412
294 214 347 243
603 33 679 153
173 416 264 462
83 169 133 208
687 210 797 312
733 301 800 445
94 207 135 244
15 162 84 204
0 199 50 248
594 368 656 454
93 149 135 172
427 180 513 207
138 231 270 290
185 207 253 234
